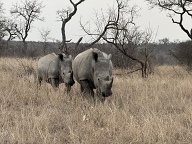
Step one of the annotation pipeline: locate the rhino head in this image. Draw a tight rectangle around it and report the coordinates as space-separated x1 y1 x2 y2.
58 54 75 92
92 52 113 97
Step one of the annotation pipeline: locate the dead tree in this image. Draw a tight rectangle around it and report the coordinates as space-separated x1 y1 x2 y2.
57 0 84 54
39 28 51 55
10 0 44 54
4 19 18 41
146 0 192 40
81 0 154 77
103 25 155 78
0 2 5 42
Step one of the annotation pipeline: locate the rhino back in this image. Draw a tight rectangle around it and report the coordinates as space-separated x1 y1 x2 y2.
72 48 94 83
73 48 113 83
38 53 59 80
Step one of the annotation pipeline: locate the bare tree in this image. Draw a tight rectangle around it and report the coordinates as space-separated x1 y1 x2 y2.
81 0 155 77
0 2 18 50
138 30 156 76
57 0 84 54
146 0 192 40
39 28 51 54
159 38 170 45
10 0 44 54
0 1 6 56
80 0 125 48
0 1 5 41
4 19 18 41
103 24 155 77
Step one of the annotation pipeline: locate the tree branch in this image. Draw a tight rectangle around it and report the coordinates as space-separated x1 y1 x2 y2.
147 0 192 40
59 0 85 53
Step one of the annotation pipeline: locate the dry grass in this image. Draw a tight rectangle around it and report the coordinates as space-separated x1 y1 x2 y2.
0 57 192 144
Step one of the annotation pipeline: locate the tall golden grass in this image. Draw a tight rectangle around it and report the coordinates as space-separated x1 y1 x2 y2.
0 57 192 144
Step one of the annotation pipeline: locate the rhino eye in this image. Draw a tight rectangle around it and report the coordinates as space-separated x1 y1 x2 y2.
97 77 100 81
105 76 109 81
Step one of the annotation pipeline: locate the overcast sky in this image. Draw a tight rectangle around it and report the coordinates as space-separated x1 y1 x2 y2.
2 0 191 43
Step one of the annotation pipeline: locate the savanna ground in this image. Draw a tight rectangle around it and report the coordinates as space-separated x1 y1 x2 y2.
0 57 192 144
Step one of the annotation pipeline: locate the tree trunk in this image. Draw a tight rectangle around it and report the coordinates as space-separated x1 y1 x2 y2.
22 40 27 56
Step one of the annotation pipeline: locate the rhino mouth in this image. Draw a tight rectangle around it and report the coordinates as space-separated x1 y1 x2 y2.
102 92 112 97
69 79 75 86
65 80 75 86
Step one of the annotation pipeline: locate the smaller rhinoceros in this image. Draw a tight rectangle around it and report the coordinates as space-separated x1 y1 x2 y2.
37 52 75 93
72 48 113 101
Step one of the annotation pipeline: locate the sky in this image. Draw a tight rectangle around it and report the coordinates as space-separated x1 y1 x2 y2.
2 0 192 43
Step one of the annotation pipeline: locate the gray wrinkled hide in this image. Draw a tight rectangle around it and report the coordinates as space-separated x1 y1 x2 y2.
37 52 75 93
72 48 113 100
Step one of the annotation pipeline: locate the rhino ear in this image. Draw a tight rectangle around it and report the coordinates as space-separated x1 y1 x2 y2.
108 54 112 60
92 52 98 62
58 54 64 61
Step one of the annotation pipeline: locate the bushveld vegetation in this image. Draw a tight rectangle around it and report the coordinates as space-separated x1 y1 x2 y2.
0 57 192 144
1 0 192 143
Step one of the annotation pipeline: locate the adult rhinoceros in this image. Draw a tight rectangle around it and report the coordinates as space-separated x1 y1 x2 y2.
72 48 113 101
37 52 75 93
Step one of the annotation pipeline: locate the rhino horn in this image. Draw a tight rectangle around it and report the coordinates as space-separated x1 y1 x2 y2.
68 55 72 61
109 77 113 86
108 54 112 60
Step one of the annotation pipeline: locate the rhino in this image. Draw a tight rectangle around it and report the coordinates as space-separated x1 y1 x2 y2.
72 48 113 101
37 52 75 93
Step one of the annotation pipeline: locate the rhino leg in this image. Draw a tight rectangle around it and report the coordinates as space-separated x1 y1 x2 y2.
65 84 71 94
80 85 84 92
51 78 59 90
38 76 42 86
80 80 94 96
96 89 106 102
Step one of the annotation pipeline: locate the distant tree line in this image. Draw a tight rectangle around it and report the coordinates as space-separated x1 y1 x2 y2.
0 40 181 66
